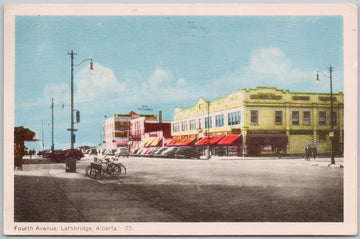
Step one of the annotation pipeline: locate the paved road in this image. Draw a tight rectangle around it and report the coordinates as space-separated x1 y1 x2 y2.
15 156 343 222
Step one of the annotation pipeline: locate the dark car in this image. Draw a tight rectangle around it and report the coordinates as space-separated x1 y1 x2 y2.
115 147 129 158
175 146 201 159
160 147 179 158
151 147 168 157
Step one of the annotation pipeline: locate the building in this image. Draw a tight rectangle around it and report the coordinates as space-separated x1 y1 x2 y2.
130 114 172 150
103 111 157 149
172 86 344 156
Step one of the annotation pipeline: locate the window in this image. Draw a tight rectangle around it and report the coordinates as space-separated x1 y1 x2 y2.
250 110 258 124
330 111 337 125
228 112 241 125
319 111 326 125
303 111 311 124
181 121 188 131
205 116 212 128
215 114 224 127
173 122 180 133
291 110 299 124
318 132 326 141
189 119 196 130
198 118 202 129
275 110 283 124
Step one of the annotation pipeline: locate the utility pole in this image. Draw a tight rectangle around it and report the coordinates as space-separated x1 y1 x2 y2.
42 120 44 151
68 50 76 150
329 66 335 165
51 98 54 151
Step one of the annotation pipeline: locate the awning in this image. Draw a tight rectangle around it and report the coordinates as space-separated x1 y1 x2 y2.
166 139 177 146
195 137 210 146
208 135 225 145
176 137 197 146
140 138 152 147
149 138 162 147
217 135 242 146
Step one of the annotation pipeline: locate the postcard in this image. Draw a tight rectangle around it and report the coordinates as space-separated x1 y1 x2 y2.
3 3 358 236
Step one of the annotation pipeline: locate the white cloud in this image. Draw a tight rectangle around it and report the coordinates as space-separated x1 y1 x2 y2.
75 62 126 102
148 66 172 90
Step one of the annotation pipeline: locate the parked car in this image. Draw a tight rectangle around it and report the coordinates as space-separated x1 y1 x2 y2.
160 147 179 158
115 147 129 158
64 149 85 160
150 147 167 157
175 146 201 159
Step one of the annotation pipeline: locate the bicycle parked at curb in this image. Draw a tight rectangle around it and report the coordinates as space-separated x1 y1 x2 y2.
85 156 126 179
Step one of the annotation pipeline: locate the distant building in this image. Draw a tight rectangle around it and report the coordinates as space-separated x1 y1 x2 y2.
172 86 344 156
103 110 172 150
103 111 157 149
130 111 171 150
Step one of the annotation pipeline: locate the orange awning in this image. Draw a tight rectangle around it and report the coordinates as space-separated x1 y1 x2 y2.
176 137 197 146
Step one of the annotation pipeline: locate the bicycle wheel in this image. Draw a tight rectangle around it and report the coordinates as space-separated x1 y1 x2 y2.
85 166 91 176
118 164 126 178
109 164 121 178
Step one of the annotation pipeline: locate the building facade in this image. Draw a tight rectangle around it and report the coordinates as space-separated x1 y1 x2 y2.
103 111 157 149
172 86 344 156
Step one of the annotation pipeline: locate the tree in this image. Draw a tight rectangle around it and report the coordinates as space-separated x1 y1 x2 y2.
14 126 36 169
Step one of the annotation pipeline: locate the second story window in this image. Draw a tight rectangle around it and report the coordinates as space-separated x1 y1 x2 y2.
173 122 180 133
228 112 241 125
189 119 196 130
181 121 188 131
319 111 327 125
303 111 311 124
250 110 258 124
291 110 299 124
198 118 202 129
275 110 283 124
205 116 212 128
215 114 224 127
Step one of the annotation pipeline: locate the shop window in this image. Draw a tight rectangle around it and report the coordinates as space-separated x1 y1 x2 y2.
303 111 311 124
319 111 327 125
251 110 258 124
275 110 283 124
291 110 299 124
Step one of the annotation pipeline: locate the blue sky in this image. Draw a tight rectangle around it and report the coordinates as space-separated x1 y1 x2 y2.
15 15 343 151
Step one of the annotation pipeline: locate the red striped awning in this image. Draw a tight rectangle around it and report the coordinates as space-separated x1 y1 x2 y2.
217 135 242 146
208 135 225 145
195 137 210 146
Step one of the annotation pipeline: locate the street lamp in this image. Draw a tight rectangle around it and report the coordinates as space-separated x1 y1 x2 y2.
206 100 211 160
67 50 94 150
316 65 335 165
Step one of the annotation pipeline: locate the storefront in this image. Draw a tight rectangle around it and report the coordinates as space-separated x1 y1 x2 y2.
246 133 288 155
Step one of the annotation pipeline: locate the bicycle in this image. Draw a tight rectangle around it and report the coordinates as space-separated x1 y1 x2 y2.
86 156 126 179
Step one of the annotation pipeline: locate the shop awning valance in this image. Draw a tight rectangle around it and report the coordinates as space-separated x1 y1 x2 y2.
217 134 242 146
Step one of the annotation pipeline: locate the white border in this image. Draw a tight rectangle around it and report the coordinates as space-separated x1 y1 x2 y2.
3 3 358 235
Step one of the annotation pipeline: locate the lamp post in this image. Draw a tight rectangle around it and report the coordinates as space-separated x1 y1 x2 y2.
67 50 94 150
51 98 55 151
206 100 211 160
316 65 335 165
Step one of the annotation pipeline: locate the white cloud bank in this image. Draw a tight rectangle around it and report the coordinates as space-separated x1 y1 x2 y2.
75 62 126 102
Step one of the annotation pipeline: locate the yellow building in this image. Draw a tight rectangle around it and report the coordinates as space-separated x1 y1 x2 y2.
172 86 344 156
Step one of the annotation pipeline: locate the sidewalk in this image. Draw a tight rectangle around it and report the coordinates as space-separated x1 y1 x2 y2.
15 163 178 222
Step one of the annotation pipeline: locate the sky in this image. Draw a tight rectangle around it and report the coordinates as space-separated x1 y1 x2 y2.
15 15 343 151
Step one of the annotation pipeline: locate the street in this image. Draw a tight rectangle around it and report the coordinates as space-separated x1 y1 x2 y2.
15 156 344 222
